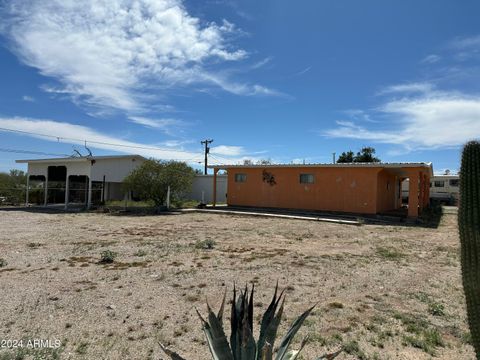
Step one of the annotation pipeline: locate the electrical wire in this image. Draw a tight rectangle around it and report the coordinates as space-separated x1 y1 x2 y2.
208 154 225 164
0 127 202 155
209 153 236 164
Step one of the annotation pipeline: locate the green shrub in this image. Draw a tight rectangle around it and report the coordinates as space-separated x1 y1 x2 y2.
100 250 117 264
195 239 216 250
428 302 445 317
343 340 367 360
376 246 405 260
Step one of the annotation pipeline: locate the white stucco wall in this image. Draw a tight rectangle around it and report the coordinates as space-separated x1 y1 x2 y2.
187 175 227 203
28 161 91 177
91 157 144 182
25 156 144 182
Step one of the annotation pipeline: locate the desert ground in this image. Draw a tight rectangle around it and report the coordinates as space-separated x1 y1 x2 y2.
0 208 475 360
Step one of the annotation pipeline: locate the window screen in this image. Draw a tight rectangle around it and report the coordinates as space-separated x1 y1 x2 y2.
235 173 247 182
299 174 314 184
434 181 445 187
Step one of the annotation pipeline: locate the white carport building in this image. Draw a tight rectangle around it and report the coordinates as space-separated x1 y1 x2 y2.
16 155 145 209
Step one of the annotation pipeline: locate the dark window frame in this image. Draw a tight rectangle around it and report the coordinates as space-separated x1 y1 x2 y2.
449 179 459 187
299 173 315 184
234 173 247 183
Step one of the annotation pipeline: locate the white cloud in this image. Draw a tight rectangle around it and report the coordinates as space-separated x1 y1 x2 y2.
128 116 181 131
22 95 35 102
0 117 257 164
377 82 435 95
2 0 279 113
342 109 376 123
421 54 441 64
448 35 480 62
160 139 193 147
450 35 480 49
251 57 273 69
0 116 202 162
293 66 312 77
210 145 244 156
324 87 480 150
199 72 288 97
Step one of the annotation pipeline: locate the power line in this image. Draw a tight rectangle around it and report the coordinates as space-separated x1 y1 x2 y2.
0 127 201 155
209 152 236 164
209 154 230 164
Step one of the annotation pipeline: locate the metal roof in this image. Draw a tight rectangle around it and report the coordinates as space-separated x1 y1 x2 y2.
16 154 146 164
209 162 434 175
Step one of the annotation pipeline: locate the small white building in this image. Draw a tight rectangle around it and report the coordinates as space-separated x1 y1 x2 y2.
188 174 227 204
16 155 146 208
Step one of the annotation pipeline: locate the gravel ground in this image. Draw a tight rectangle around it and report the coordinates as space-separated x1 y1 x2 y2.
0 208 475 360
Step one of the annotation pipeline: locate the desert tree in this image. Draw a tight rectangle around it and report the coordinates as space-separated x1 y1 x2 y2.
123 159 195 207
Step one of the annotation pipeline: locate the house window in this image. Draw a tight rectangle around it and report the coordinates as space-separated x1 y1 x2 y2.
449 179 459 187
299 174 314 184
235 173 247 183
434 180 445 187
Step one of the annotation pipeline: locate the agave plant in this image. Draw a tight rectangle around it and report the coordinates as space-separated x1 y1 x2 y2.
160 284 342 360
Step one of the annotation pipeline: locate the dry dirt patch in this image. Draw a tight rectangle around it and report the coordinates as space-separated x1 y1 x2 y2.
0 209 475 359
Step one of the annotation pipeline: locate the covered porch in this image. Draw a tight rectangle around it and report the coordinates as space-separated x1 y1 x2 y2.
16 156 140 209
403 168 431 218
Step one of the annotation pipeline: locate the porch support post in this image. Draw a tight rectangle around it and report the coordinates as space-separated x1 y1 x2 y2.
213 168 218 207
408 171 419 218
425 174 431 206
64 174 69 210
43 174 48 207
398 178 404 208
418 173 425 213
87 177 92 209
25 174 29 207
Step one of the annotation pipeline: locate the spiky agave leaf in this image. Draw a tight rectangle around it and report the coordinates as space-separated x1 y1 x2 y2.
259 342 273 360
197 305 233 360
256 283 286 358
282 335 309 360
262 292 285 354
230 285 241 359
237 286 257 360
231 285 256 360
275 304 316 360
248 285 254 332
217 288 227 323
241 290 257 359
159 343 188 360
243 285 257 359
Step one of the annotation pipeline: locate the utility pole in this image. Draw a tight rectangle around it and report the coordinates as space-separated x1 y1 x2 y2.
201 139 214 175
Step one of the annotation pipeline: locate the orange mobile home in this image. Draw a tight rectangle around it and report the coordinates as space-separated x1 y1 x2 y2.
210 163 433 218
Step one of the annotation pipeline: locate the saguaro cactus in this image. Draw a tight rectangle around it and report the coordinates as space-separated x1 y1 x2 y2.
459 140 480 358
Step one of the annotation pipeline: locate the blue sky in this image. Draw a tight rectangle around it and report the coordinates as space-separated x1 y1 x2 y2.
1 0 480 174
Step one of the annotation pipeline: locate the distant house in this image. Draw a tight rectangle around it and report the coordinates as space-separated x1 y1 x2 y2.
209 162 433 218
16 155 146 208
